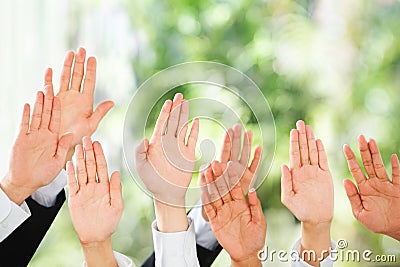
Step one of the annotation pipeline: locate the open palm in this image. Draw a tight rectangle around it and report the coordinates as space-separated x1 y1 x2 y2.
135 93 199 206
48 48 114 147
203 162 266 263
343 135 400 240
68 137 123 244
3 87 72 204
281 121 334 225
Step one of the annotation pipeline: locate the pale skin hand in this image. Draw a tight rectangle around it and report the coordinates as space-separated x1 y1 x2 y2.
203 161 266 267
343 135 400 241
135 93 199 206
0 87 73 205
47 47 114 161
135 93 199 232
281 120 333 266
200 124 262 221
67 137 123 267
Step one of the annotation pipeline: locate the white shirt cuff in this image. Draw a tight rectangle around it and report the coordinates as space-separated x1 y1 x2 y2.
31 170 67 207
187 200 219 250
291 238 336 267
152 218 200 267
82 251 133 267
0 187 31 242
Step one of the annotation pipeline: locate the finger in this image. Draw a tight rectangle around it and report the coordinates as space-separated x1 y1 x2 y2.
67 161 79 195
75 144 88 186
231 124 242 161
316 139 329 171
135 138 149 164
151 100 172 141
249 146 262 174
220 128 233 163
49 96 61 134
166 93 183 136
289 129 301 169
44 68 53 88
306 125 318 165
59 51 74 92
202 192 217 221
240 131 252 166
93 141 109 184
281 164 293 205
343 179 363 219
178 100 189 144
343 144 367 185
227 162 244 201
40 84 54 129
358 135 377 179
110 171 123 209
205 165 223 210
391 154 400 185
211 161 231 203
296 120 309 165
55 132 74 163
82 56 97 99
89 101 114 132
187 118 199 149
83 136 97 183
368 139 389 180
248 188 265 224
19 104 30 134
30 91 44 131
70 47 86 92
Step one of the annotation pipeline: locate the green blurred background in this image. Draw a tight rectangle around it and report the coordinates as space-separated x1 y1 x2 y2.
1 0 400 266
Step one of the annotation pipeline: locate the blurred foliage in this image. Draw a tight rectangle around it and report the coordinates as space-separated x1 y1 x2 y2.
27 0 400 266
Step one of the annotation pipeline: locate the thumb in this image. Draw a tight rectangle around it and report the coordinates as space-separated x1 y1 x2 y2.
110 171 123 211
55 132 74 162
135 138 149 164
89 101 114 131
248 188 265 225
343 179 363 219
281 164 293 205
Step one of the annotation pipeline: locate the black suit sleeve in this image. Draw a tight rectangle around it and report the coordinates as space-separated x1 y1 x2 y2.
0 190 66 267
141 244 223 267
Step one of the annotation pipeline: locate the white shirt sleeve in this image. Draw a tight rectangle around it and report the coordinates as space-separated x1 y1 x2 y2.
82 251 134 267
0 187 31 242
291 238 336 267
31 170 67 207
187 200 219 250
152 217 200 267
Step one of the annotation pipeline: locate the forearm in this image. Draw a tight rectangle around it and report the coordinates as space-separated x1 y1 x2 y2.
154 199 188 232
231 257 262 267
82 239 117 267
300 222 331 266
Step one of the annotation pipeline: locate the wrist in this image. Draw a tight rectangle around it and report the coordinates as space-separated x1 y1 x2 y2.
231 256 261 267
154 199 189 233
81 238 117 267
300 221 331 265
0 176 32 205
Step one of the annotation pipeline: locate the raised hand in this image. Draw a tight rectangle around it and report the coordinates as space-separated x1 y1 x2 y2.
48 48 114 153
200 124 262 220
281 120 333 266
135 93 199 206
281 121 333 224
67 137 123 267
203 161 265 267
343 135 400 241
0 87 73 205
